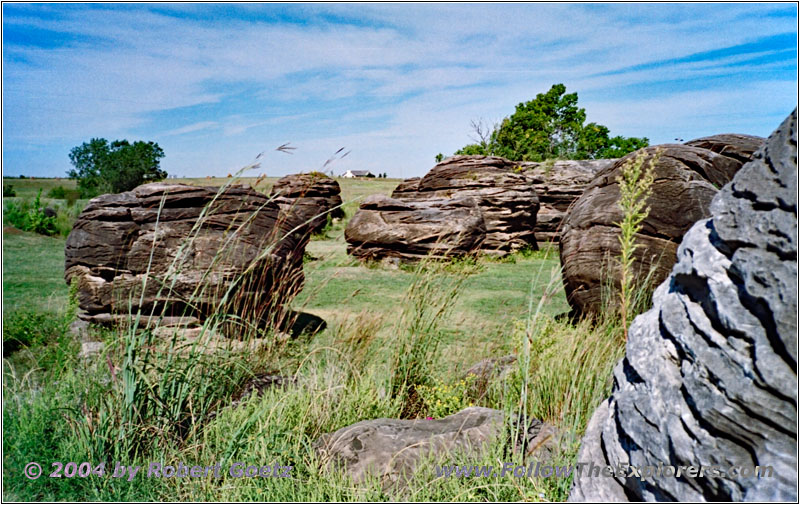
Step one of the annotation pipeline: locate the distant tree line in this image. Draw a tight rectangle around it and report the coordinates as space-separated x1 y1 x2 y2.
452 84 649 162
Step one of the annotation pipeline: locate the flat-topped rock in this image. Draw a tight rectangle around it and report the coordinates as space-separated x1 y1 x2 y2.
315 406 563 488
65 183 307 328
344 194 486 261
391 155 540 254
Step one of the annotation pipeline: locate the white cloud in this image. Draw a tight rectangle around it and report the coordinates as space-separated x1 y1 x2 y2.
162 121 218 137
2 3 796 177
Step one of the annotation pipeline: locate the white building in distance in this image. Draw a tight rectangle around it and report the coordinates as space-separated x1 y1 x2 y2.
341 170 375 178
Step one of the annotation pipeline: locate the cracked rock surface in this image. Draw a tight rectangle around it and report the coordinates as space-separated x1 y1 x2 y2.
569 110 797 502
517 159 615 243
344 194 486 261
65 183 307 327
315 407 504 486
315 406 562 488
269 172 344 234
560 134 764 316
388 155 540 255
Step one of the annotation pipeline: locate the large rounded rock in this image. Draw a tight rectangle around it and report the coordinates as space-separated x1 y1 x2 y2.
569 110 797 501
65 183 307 328
344 194 486 261
560 136 763 316
684 133 766 164
315 407 504 487
392 155 540 254
269 172 343 234
315 406 562 488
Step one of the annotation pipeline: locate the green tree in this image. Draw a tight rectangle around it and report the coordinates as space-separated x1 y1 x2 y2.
454 144 489 156
578 123 650 159
455 84 648 162
454 119 498 157
68 138 166 197
493 84 586 161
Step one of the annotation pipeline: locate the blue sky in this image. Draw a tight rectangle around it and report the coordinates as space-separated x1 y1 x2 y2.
2 3 797 178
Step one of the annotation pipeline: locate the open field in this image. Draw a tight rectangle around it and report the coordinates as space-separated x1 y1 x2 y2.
3 176 612 502
2 177 77 199
2 176 569 367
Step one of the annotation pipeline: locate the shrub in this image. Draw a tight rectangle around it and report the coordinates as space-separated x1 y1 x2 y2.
5 189 58 236
47 185 67 199
3 280 79 364
2 310 64 356
4 189 81 236
3 184 16 197
47 185 81 205
389 259 478 417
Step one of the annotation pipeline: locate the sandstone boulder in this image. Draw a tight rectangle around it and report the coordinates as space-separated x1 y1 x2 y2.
560 136 763 316
392 177 420 194
345 194 486 261
569 110 797 501
269 172 344 234
65 183 307 328
392 156 540 254
517 160 615 243
315 406 562 487
316 407 503 486
684 133 766 164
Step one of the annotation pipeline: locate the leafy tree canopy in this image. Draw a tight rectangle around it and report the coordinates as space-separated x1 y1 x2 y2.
68 138 166 197
454 84 648 161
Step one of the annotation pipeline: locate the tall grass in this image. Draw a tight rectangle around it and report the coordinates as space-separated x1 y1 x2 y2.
70 162 321 462
5 166 633 501
389 255 481 417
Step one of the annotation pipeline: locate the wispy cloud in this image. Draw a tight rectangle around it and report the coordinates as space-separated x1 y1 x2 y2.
2 3 796 177
162 121 218 137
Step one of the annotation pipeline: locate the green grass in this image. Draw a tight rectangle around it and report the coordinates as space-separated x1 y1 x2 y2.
2 177 78 199
2 176 623 502
2 228 69 314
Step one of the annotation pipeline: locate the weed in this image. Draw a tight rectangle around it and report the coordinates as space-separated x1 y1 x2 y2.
389 258 476 417
615 148 660 337
416 376 475 418
3 168 626 501
3 310 65 356
542 158 556 175
4 189 82 237
332 310 383 373
5 189 56 235
310 213 334 240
